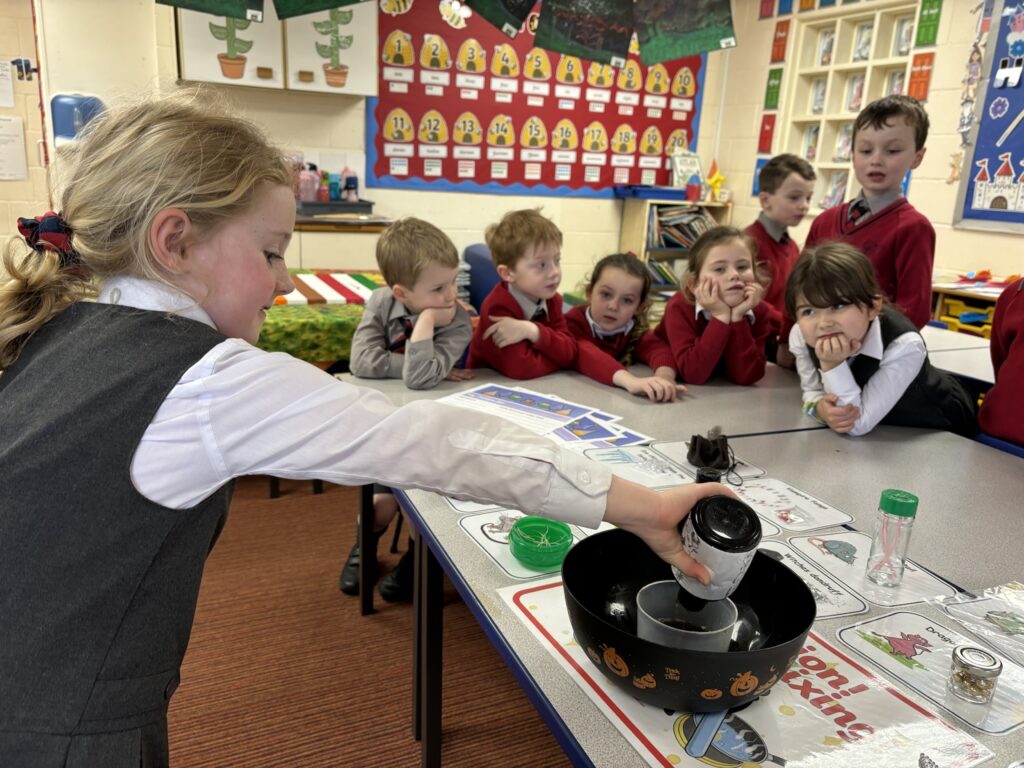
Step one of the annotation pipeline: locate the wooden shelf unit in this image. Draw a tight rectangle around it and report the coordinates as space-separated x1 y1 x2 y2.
618 198 733 265
782 1 916 210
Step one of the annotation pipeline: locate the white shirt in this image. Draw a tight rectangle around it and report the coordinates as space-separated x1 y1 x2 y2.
97 277 610 527
585 307 633 338
790 317 926 436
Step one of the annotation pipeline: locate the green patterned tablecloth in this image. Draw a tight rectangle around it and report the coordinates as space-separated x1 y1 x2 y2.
257 303 364 363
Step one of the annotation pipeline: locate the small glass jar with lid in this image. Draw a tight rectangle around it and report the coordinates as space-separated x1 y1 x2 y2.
948 644 1002 705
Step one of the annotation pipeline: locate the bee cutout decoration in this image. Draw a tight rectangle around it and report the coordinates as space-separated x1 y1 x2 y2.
672 67 696 97
420 34 452 70
383 108 414 142
453 112 483 145
556 55 583 84
520 116 548 148
486 114 515 146
645 64 669 94
617 60 642 91
587 62 615 88
418 110 450 144
612 124 637 154
583 122 609 152
492 44 520 77
552 119 579 150
640 126 664 156
381 30 414 66
456 39 485 73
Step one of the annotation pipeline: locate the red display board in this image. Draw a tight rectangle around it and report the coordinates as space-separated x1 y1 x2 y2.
367 3 705 197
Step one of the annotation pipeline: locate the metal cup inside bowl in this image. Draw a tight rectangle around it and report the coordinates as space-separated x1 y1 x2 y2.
636 581 737 652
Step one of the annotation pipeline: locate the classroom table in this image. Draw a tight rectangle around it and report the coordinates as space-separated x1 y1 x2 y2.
342 362 821 440
344 367 1023 766
394 426 1024 767
930 347 996 385
728 427 1024 592
921 324 992 352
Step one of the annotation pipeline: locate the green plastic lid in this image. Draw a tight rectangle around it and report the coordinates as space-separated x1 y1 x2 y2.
508 516 573 570
879 489 919 517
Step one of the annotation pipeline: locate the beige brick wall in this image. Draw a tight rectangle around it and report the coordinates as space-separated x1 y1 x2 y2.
0 0 49 242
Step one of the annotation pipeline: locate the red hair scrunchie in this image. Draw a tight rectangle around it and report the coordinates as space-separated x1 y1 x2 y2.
17 211 82 269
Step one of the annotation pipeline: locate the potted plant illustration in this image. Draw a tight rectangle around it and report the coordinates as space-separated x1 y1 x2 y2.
209 17 253 79
314 8 354 88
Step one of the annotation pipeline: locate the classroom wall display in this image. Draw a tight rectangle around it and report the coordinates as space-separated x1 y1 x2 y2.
367 0 705 197
177 2 377 94
956 0 1024 233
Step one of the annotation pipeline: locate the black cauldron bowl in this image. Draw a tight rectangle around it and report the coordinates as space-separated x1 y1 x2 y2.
562 529 816 713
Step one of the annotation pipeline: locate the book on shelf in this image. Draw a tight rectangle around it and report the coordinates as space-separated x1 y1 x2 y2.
647 204 717 249
645 259 678 287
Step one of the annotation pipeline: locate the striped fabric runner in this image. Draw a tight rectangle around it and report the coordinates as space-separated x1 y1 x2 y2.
275 272 385 305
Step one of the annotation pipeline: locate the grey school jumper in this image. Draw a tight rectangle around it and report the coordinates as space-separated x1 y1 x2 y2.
0 302 233 767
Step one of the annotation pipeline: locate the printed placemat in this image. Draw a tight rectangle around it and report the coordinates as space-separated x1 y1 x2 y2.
788 531 958 607
735 477 854 532
758 540 868 619
942 583 1024 670
499 577 991 767
583 445 694 489
838 611 1024 735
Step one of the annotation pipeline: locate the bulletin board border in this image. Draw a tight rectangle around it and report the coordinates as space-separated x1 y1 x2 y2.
954 0 1024 235
363 56 708 198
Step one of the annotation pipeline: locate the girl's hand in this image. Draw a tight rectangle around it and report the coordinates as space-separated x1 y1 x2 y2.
620 372 685 402
815 333 861 371
732 282 765 320
694 278 730 323
816 394 860 433
484 316 539 347
445 368 475 382
606 481 739 583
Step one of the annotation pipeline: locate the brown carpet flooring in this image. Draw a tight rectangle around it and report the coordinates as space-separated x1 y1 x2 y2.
167 477 573 767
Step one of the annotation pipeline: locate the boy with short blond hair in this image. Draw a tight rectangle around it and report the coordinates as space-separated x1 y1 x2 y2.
805 95 934 329
745 153 816 366
344 217 473 601
467 208 577 378
351 217 472 390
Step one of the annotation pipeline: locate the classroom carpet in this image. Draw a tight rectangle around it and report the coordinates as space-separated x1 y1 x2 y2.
167 476 572 768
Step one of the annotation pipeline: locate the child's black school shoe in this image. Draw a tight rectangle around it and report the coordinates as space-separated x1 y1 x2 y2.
378 546 415 602
339 526 385 595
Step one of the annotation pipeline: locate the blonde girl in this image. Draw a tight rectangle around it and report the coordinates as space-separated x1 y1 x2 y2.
0 90 724 766
654 226 774 384
566 252 684 401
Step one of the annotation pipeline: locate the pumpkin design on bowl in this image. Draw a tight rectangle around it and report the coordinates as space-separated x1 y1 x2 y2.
730 670 759 697
602 645 629 677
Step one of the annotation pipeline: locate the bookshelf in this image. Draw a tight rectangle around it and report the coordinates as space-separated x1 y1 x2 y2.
781 1 917 210
619 198 733 264
618 197 733 322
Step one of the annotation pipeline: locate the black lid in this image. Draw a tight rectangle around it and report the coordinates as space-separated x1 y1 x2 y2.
690 495 762 553
695 467 722 484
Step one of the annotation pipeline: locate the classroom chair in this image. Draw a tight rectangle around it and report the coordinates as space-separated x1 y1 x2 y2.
464 243 500 312
976 433 1024 459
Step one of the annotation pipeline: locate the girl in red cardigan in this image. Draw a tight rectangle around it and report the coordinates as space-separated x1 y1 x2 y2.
654 226 774 385
566 253 684 401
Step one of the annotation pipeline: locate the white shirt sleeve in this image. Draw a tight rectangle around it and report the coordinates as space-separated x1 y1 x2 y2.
819 332 926 436
789 324 826 421
131 339 610 527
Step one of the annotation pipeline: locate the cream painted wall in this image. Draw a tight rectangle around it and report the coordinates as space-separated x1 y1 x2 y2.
0 0 48 239
698 0 1023 278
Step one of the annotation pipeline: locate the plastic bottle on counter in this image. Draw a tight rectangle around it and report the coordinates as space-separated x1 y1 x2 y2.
298 163 320 202
317 170 330 202
865 489 918 588
341 166 359 202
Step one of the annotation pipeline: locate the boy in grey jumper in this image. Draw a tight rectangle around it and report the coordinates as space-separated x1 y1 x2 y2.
344 217 473 599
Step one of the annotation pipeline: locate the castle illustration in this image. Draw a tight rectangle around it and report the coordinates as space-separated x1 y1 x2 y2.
972 152 1024 211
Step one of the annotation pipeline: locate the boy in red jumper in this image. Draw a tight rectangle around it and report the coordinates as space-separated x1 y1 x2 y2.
467 209 577 378
979 278 1024 445
744 154 816 368
805 95 934 329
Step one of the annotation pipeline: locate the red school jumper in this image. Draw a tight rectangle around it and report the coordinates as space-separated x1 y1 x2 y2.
467 281 577 379
565 304 676 386
653 292 773 385
979 279 1024 445
745 218 797 340
804 197 935 329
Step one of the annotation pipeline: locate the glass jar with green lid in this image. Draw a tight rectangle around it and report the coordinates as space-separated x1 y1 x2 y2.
865 489 918 587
